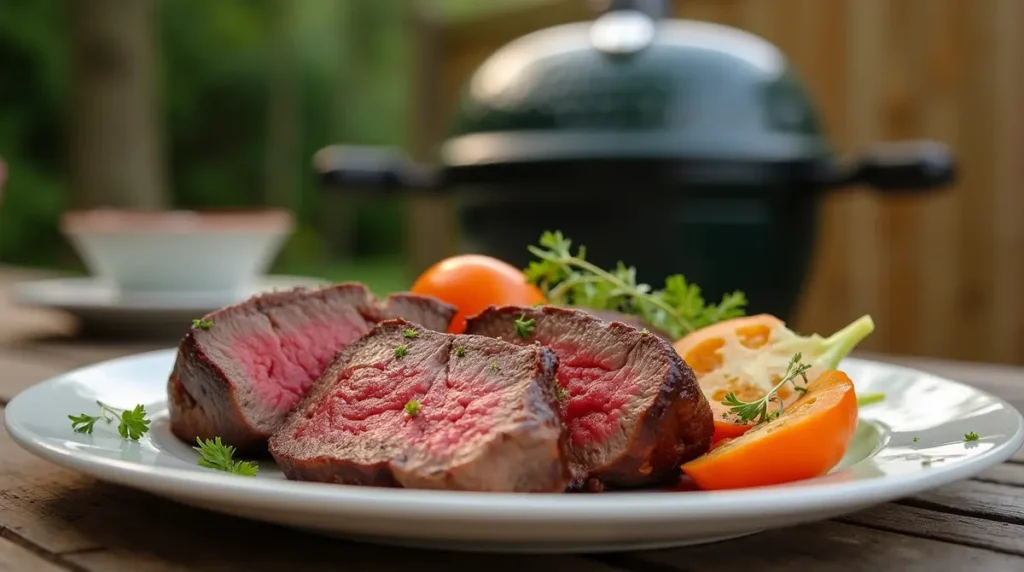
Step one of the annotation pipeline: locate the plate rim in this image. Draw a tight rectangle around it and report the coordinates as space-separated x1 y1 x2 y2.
5 350 1023 524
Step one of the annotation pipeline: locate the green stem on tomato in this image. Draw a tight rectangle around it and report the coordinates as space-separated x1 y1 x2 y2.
819 315 876 369
856 392 885 407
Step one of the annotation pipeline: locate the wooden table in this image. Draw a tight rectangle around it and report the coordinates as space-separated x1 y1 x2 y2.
1 266 1023 571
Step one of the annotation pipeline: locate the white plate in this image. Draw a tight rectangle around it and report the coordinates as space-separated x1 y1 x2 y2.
4 351 1022 553
12 276 329 338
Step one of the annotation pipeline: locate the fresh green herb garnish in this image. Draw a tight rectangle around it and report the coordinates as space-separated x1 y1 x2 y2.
553 382 568 401
913 436 920 443
489 362 499 371
857 392 886 407
68 412 102 435
193 437 259 476
514 314 536 339
403 328 419 339
394 345 407 358
964 432 980 442
525 231 746 338
69 401 151 440
721 353 811 425
192 319 214 330
404 400 421 416
455 346 466 358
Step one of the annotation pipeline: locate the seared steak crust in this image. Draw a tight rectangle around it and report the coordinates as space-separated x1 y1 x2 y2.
465 305 713 489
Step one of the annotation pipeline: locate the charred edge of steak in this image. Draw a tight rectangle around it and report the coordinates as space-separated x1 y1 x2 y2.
168 284 456 455
465 304 714 490
269 319 571 492
376 292 456 333
168 330 270 452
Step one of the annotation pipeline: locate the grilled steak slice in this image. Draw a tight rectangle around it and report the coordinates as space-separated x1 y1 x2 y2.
269 319 569 492
567 307 673 341
168 284 455 453
465 305 713 489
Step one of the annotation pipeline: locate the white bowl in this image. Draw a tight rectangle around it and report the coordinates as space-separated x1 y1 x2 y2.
60 209 294 296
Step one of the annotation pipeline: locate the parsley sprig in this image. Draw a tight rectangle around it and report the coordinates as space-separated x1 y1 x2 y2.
193 437 259 476
69 401 151 440
525 231 746 338
553 381 568 401
192 318 214 330
721 353 812 425
514 314 535 339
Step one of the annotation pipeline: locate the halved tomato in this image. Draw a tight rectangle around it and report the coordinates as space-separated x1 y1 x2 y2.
674 314 874 444
681 369 859 490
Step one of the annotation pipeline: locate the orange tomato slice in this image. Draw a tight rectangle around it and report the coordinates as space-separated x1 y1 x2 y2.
674 315 789 443
673 314 873 445
681 369 858 490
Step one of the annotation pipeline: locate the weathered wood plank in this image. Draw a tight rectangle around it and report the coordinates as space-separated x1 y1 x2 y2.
905 480 1024 524
789 0 853 339
839 0 885 353
0 410 617 571
613 519 1024 571
1011 448 1024 464
0 351 72 404
987 0 1024 362
0 536 69 572
912 0 965 359
841 502 1024 556
8 339 166 370
0 268 75 346
975 463 1024 487
877 0 923 355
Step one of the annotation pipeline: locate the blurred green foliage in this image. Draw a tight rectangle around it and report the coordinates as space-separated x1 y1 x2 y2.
0 0 547 279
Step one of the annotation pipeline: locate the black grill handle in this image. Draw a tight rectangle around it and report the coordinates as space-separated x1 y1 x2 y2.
825 140 956 193
313 145 438 192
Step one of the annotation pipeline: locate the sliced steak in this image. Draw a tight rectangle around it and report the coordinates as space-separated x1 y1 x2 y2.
465 305 713 489
168 284 455 453
566 307 673 341
269 319 569 492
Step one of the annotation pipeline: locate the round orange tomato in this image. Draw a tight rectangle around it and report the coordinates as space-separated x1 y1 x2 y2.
411 255 546 333
674 315 793 444
681 369 859 490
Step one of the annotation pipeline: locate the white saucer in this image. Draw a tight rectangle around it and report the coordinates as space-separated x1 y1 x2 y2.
4 352 1023 552
12 275 330 338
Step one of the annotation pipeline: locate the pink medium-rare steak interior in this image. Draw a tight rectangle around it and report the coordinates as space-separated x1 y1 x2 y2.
232 291 380 411
269 320 570 492
168 284 456 453
465 305 713 489
555 348 640 448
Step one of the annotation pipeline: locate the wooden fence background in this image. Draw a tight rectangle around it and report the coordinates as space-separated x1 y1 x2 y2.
408 0 1023 365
